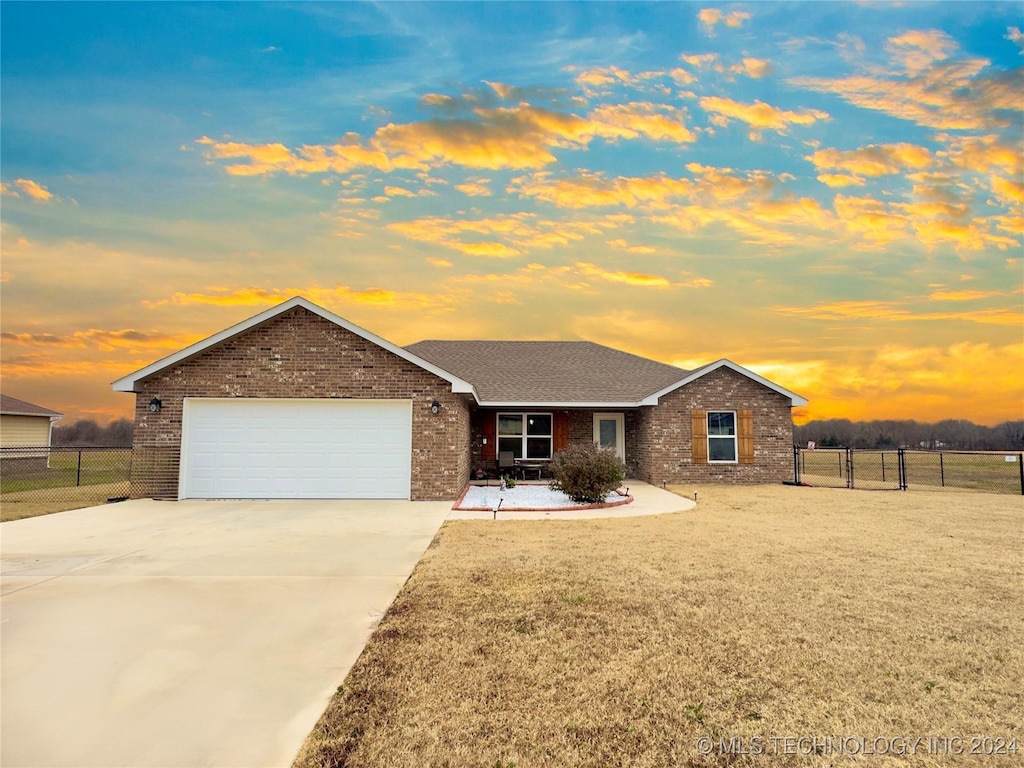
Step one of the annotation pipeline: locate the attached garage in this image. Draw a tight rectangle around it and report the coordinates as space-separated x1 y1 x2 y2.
179 398 412 500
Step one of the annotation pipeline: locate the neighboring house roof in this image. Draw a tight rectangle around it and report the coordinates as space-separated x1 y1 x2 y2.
110 297 476 395
406 340 690 406
0 394 63 418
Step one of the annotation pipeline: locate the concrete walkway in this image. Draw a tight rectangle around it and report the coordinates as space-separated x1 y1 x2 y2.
1 499 451 768
447 479 696 520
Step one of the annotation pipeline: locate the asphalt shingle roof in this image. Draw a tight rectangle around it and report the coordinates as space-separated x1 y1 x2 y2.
0 394 63 417
406 340 689 404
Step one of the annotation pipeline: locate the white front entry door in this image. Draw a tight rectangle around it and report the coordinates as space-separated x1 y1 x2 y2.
179 398 412 499
593 413 625 462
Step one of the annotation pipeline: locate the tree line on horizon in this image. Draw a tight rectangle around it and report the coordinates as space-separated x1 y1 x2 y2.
52 415 1024 452
795 418 1024 452
52 417 134 447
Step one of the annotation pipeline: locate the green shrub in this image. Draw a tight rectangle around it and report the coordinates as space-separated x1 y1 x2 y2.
549 443 626 503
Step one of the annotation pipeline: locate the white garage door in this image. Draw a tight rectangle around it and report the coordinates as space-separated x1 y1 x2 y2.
180 398 412 499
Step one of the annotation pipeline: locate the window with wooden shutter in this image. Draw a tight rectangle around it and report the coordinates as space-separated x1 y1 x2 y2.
738 409 754 464
691 409 708 464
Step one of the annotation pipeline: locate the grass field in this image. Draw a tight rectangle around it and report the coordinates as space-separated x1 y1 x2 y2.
294 484 1023 768
798 449 1023 494
0 449 131 494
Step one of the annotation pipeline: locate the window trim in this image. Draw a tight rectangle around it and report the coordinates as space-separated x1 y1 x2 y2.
496 412 553 460
707 410 738 464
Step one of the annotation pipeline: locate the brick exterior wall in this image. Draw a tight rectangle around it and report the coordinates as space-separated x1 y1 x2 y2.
466 376 793 485
129 306 471 501
634 367 795 485
468 408 641 477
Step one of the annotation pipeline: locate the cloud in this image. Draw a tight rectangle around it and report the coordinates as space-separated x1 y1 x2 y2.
774 299 1022 326
511 170 694 209
698 96 829 137
1007 26 1024 54
387 212 625 257
886 29 958 75
0 178 55 202
807 142 933 180
0 329 183 351
588 102 696 143
789 31 1020 131
698 8 750 34
454 180 493 196
200 98 698 177
734 57 772 79
928 289 1003 302
143 285 453 310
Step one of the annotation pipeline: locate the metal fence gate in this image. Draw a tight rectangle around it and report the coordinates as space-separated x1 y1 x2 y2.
794 447 1024 495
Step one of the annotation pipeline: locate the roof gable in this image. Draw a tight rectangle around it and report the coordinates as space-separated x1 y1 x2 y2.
642 359 808 407
0 394 63 418
111 297 475 394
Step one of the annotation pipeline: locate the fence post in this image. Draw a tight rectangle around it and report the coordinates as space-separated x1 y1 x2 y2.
881 452 886 483
1018 453 1023 496
76 450 83 487
939 452 945 488
846 448 854 489
793 446 800 484
898 448 907 490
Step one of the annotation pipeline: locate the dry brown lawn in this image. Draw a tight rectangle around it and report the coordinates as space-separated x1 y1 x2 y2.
0 482 127 522
294 485 1023 768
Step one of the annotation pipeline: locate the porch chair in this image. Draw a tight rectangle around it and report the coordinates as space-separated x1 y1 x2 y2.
498 451 518 480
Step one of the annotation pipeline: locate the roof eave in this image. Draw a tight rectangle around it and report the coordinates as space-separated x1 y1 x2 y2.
111 296 476 396
475 400 645 408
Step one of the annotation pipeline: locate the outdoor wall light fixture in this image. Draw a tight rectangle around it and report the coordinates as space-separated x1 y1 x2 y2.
148 397 162 413
430 399 441 415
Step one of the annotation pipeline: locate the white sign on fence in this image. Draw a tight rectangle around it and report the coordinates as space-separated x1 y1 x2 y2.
1006 455 1018 462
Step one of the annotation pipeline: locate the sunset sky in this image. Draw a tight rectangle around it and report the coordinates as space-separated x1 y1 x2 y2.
1 2 1022 426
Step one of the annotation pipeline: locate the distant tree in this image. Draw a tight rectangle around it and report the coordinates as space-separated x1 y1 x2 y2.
794 418 1024 451
52 417 133 446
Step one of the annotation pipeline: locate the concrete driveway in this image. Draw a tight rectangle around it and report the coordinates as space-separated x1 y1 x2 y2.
1 498 451 768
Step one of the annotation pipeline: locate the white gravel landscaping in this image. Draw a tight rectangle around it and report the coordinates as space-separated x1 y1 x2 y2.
456 483 628 510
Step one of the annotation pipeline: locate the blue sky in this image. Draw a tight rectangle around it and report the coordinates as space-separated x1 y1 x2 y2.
1 2 1022 424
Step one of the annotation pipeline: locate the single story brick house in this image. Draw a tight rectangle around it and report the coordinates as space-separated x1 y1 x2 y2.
113 296 806 501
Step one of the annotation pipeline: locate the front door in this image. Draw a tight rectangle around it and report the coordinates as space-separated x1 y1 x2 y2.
593 413 625 463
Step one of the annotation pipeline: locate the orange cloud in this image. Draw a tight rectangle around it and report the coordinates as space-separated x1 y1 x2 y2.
143 285 453 310
774 299 1023 326
387 212 625 257
698 96 829 136
789 45 1015 132
511 171 693 209
807 142 933 179
887 29 958 75
734 57 773 79
698 8 750 33
76 329 185 351
928 289 1003 301
588 102 697 144
0 178 55 201
574 262 674 288
454 180 493 196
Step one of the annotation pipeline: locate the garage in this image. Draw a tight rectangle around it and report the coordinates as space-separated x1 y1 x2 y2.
179 398 412 499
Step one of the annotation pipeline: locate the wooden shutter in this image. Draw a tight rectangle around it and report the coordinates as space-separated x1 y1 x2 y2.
553 411 569 452
478 411 496 461
738 409 754 464
691 409 707 464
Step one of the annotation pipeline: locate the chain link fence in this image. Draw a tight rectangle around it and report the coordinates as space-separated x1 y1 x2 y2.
1 446 132 520
794 447 1024 495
